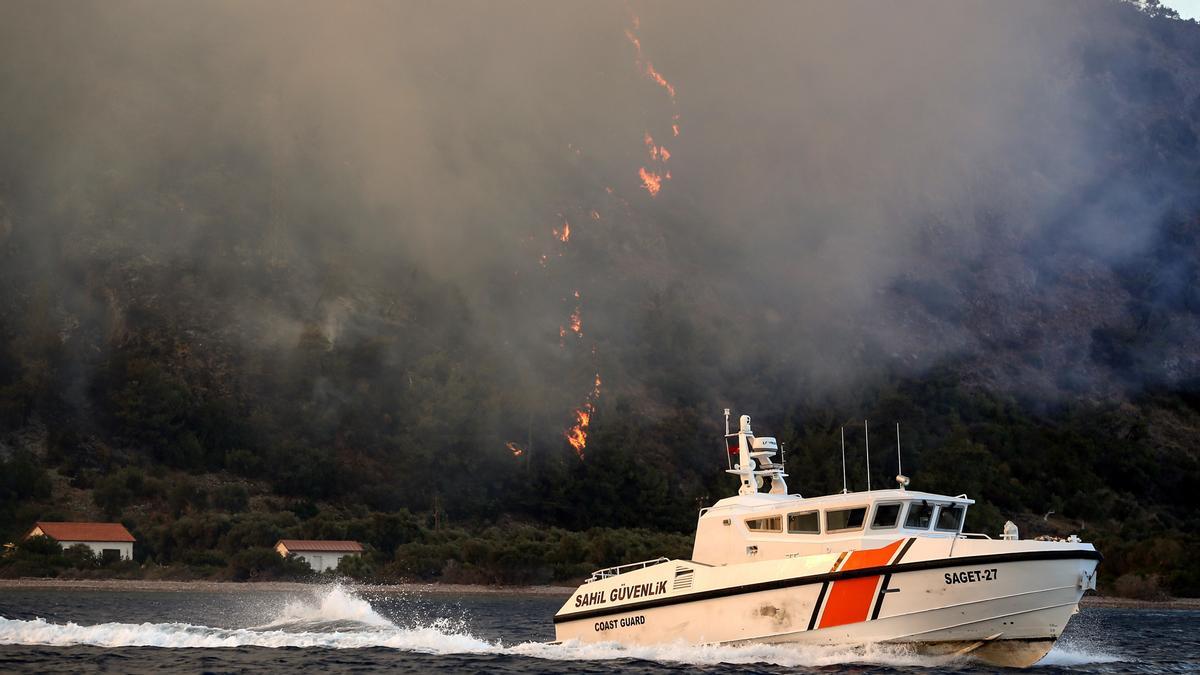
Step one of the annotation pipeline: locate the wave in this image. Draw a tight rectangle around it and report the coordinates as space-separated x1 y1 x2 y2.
1039 644 1124 666
0 585 1123 668
0 584 491 653
516 639 960 668
0 615 493 652
250 585 397 631
0 615 957 668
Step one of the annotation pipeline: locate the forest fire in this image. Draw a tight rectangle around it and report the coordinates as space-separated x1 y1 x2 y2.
645 63 676 100
644 132 670 162
565 373 602 459
639 167 663 196
506 441 525 457
546 12 681 455
568 304 582 335
565 405 592 458
627 13 679 198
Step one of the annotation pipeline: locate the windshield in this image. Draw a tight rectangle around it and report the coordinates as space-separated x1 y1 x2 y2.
904 502 935 529
935 504 965 532
788 511 820 534
872 503 902 529
826 507 866 531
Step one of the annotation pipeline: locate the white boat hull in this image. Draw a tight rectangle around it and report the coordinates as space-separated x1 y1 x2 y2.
555 538 1099 668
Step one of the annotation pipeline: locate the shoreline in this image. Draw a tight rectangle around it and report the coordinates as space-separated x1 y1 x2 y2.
1 578 1197 609
1079 594 1200 610
0 577 576 596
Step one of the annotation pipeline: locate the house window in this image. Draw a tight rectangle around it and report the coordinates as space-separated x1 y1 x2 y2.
101 549 121 562
826 507 867 532
871 503 902 529
745 515 782 532
935 505 966 532
905 502 935 530
787 511 820 534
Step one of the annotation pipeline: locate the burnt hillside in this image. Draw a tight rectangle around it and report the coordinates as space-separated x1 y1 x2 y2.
0 1 1198 593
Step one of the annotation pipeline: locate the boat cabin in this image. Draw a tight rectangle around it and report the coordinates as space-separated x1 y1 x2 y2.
692 413 975 566
692 489 974 565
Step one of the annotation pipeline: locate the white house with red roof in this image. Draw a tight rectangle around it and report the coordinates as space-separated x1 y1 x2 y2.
274 539 363 572
25 521 135 561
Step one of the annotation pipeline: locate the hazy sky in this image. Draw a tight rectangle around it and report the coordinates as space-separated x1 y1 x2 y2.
0 0 1197 401
1166 0 1200 19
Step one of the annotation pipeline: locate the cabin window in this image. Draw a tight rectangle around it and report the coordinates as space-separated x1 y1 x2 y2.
935 504 965 532
787 510 820 534
905 502 935 530
745 515 782 532
825 507 867 532
871 503 902 529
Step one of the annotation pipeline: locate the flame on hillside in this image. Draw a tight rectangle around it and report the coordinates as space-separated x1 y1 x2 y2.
645 63 676 100
565 373 603 459
639 167 663 196
506 441 525 457
529 12 682 458
568 303 582 335
626 13 680 197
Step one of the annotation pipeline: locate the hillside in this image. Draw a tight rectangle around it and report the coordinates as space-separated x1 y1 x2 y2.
0 1 1198 595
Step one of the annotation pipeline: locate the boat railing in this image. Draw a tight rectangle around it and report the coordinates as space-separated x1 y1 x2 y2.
585 557 670 583
959 532 992 540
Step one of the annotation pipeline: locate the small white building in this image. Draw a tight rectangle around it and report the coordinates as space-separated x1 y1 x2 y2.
26 521 135 561
274 539 363 572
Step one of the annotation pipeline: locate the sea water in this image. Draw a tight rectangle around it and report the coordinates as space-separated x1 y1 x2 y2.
0 584 1195 673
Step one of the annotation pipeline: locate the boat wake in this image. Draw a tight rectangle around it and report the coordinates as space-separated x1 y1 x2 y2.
0 586 489 652
0 585 1122 668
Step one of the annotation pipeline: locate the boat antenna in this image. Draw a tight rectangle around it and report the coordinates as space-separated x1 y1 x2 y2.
840 426 848 494
864 419 871 492
724 408 732 471
895 422 909 490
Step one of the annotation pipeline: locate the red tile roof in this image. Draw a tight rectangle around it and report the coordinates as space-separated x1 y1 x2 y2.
276 539 363 553
29 522 135 543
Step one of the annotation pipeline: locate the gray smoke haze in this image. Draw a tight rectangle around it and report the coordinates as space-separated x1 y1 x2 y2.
1 0 1197 415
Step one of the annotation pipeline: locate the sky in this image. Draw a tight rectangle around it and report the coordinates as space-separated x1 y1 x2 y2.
0 0 1197 401
1167 0 1200 19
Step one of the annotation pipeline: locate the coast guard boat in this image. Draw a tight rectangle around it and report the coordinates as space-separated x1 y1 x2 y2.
554 412 1101 667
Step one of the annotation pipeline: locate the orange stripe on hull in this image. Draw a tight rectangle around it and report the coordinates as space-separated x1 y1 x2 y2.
840 539 903 571
818 576 880 627
818 540 903 629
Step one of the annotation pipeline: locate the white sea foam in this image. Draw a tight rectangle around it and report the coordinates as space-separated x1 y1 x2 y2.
1038 644 1124 666
0 615 494 652
0 613 963 668
253 584 395 629
511 638 959 668
0 584 1100 669
0 614 960 668
0 584 491 653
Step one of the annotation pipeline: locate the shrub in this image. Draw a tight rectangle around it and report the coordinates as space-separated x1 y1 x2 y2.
228 547 311 581
212 484 249 513
335 553 375 579
0 535 66 578
63 543 99 569
1114 573 1168 601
